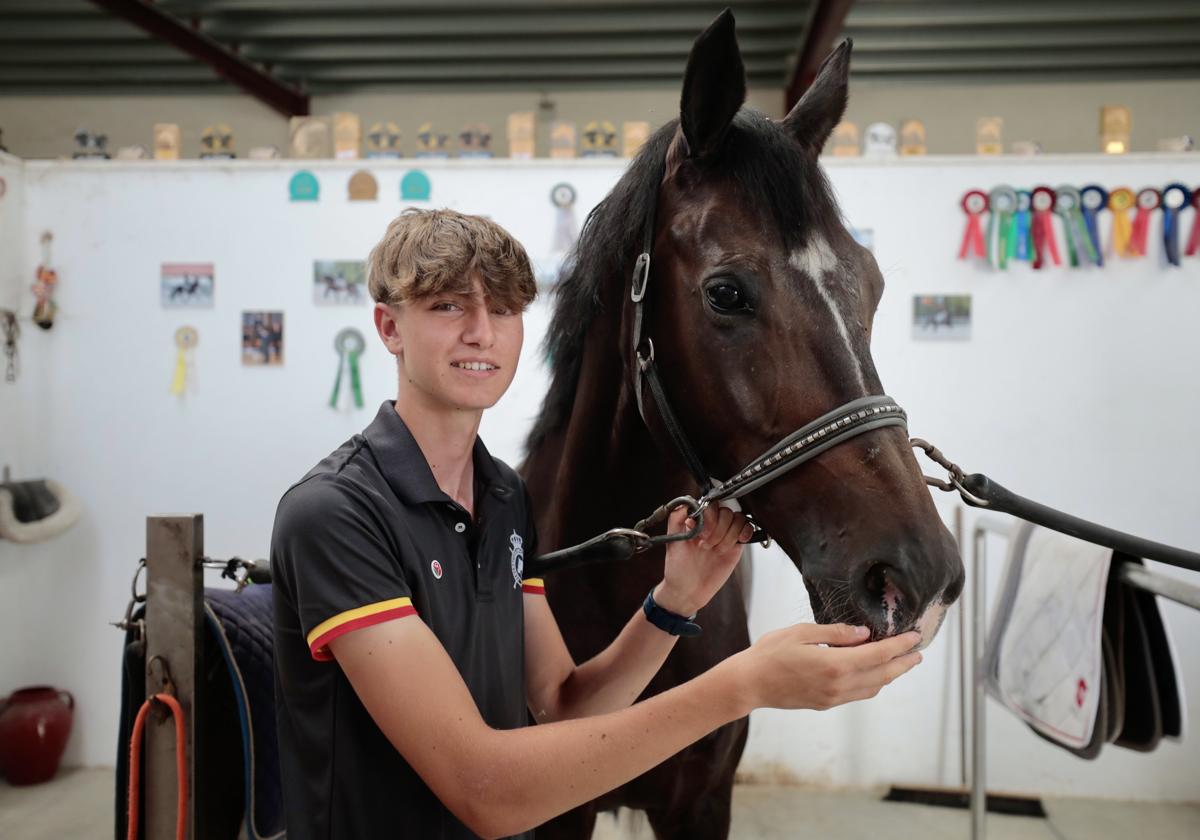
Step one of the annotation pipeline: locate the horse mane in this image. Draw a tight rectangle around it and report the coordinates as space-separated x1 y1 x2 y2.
524 109 841 455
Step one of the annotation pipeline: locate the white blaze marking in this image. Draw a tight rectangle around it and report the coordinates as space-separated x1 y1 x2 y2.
789 234 866 391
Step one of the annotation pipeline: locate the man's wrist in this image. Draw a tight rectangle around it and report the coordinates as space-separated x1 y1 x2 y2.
652 581 698 618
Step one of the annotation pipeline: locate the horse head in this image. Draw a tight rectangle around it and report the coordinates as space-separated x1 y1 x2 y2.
624 10 963 647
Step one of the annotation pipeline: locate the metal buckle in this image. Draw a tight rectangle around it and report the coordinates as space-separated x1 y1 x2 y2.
630 252 650 302
636 338 655 371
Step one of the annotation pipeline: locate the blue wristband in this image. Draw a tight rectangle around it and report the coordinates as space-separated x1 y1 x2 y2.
642 588 702 637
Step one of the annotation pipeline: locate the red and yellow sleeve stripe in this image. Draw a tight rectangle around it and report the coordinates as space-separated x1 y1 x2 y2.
306 597 416 661
521 578 545 595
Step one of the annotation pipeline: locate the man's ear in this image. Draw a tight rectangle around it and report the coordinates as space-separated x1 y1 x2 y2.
374 302 403 357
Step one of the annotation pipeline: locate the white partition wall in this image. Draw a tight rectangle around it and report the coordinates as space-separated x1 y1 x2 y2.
2 154 1198 802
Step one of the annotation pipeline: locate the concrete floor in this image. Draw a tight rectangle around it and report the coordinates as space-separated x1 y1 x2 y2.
3 767 1198 839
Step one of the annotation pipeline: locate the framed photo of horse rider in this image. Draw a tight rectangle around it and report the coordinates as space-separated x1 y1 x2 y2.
161 262 215 308
312 260 368 306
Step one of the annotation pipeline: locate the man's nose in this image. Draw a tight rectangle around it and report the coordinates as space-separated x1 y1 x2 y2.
463 305 496 347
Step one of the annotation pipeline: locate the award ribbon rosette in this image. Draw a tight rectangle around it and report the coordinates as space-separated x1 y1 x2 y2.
1129 187 1160 257
1079 185 1108 267
330 328 366 410
1107 187 1135 256
987 186 1017 269
32 232 59 330
1186 187 1200 258
1160 183 1192 267
171 327 198 396
1054 186 1098 267
1030 187 1061 270
958 190 988 262
1014 190 1033 261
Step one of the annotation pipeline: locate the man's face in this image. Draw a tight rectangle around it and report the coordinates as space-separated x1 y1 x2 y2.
380 276 523 414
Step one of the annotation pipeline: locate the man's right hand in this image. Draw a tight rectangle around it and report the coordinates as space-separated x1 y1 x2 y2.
727 625 923 713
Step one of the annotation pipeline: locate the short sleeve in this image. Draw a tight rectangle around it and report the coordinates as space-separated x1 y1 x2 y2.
272 477 415 661
518 484 545 595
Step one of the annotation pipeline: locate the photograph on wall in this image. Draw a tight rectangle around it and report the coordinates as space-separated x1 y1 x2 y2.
849 227 874 252
161 263 214 308
242 311 284 365
313 260 368 305
913 294 971 341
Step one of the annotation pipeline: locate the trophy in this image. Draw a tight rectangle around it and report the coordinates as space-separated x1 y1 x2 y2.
831 121 859 157
415 123 450 158
862 122 897 158
72 128 109 160
458 123 493 158
1101 106 1131 154
899 120 926 156
154 123 180 160
365 122 402 158
289 116 332 159
201 123 236 159
976 117 1003 155
581 120 617 157
507 112 535 159
549 121 577 159
333 112 361 160
623 121 649 158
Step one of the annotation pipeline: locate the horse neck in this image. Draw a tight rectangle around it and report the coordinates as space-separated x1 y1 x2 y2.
524 310 690 553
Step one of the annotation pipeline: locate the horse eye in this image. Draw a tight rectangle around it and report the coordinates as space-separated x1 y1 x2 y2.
705 283 745 312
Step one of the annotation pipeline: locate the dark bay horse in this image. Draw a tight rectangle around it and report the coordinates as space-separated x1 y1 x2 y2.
520 11 964 838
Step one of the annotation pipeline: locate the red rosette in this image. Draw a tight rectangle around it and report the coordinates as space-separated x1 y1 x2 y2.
1030 186 1061 269
958 189 989 260
1186 186 1200 257
1130 187 1161 256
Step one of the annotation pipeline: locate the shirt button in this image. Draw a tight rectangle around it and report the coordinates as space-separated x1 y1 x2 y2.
454 522 466 533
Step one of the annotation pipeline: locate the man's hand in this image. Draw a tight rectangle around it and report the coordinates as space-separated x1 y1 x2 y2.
727 625 923 713
654 504 754 617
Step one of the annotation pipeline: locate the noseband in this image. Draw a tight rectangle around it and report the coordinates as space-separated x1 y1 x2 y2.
628 161 908 526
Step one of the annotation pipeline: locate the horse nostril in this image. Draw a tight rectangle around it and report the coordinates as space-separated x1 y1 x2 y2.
860 562 908 634
863 562 888 604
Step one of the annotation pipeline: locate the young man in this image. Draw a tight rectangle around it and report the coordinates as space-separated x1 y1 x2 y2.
272 209 923 840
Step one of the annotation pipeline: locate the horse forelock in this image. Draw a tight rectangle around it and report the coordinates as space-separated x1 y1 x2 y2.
524 109 846 456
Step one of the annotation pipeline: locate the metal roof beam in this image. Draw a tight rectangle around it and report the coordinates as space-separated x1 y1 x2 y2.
787 0 855 110
83 0 309 115
846 0 1200 27
199 8 810 40
845 23 1200 52
277 56 784 83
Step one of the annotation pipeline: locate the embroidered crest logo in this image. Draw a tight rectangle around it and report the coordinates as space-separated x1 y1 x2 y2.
509 530 524 589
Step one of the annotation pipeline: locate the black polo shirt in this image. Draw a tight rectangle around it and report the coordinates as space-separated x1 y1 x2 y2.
271 401 543 840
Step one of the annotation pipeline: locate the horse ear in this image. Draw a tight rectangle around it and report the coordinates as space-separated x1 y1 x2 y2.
679 8 746 159
781 39 852 156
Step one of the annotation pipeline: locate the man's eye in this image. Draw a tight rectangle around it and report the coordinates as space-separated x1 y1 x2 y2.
433 302 459 311
705 283 745 312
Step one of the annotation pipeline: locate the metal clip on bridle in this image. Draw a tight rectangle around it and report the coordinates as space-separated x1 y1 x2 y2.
911 437 991 507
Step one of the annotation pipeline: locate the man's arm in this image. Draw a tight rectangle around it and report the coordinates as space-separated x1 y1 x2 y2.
332 608 920 839
525 505 751 722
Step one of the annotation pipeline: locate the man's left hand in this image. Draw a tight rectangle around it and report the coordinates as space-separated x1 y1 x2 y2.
654 504 754 617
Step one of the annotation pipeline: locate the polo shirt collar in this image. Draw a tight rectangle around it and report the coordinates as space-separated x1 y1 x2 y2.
363 401 514 506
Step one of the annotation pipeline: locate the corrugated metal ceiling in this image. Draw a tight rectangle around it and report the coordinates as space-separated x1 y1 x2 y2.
0 0 1197 97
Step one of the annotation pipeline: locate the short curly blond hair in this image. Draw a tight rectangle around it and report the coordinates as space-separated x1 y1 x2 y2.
367 208 537 312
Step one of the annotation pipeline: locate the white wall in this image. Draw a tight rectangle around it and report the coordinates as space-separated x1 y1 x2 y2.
0 150 30 507
2 153 1198 805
